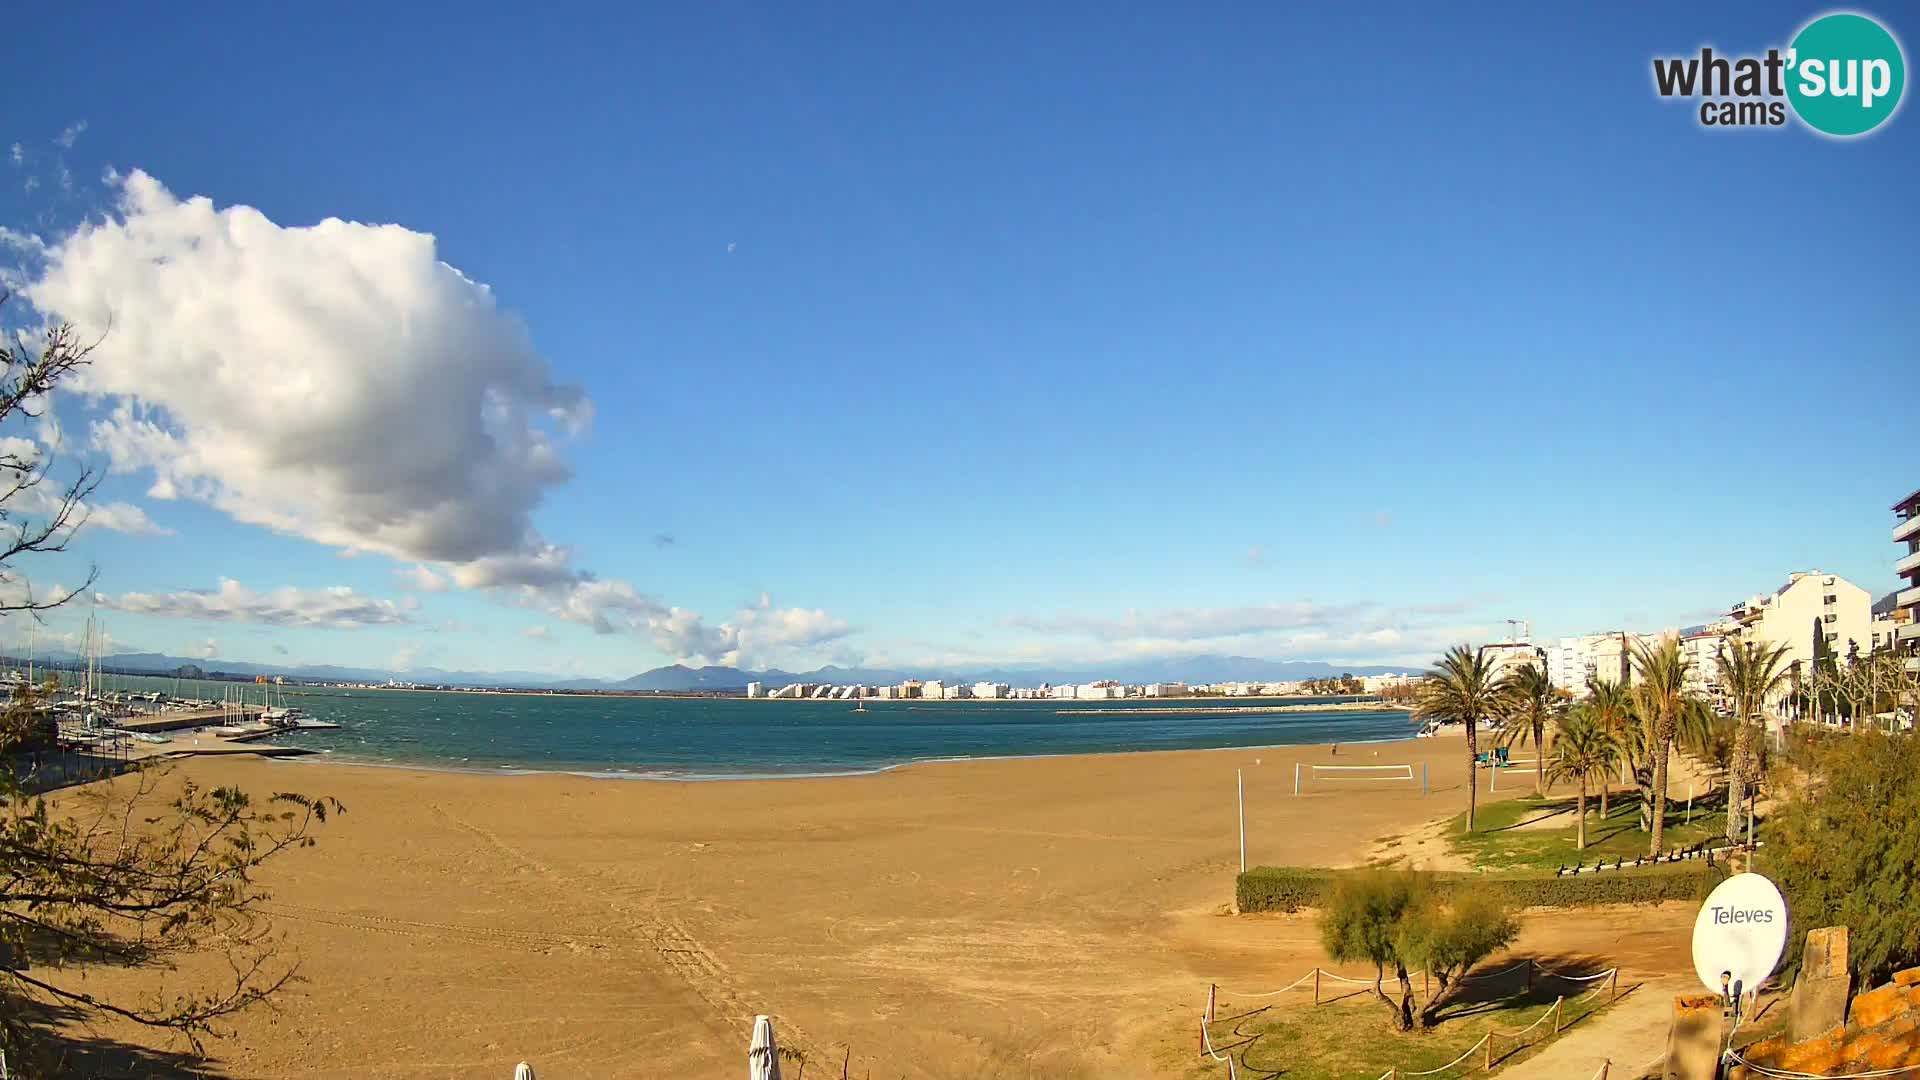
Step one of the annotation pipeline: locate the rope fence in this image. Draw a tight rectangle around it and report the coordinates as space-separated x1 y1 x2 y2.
1199 963 1625 1079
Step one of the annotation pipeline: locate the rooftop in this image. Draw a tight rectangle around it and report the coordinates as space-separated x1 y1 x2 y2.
1894 486 1920 512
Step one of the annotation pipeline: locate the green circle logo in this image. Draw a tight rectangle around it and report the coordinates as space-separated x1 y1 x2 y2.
1786 12 1906 136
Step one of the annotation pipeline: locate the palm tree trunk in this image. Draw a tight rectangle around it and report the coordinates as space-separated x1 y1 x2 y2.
1465 718 1479 833
1726 714 1751 843
1599 775 1609 821
1576 779 1588 850
1533 719 1545 796
1650 739 1670 856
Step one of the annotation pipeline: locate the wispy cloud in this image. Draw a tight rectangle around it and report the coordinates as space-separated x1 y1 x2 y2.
98 579 413 630
1243 545 1267 568
56 121 87 150
522 625 550 640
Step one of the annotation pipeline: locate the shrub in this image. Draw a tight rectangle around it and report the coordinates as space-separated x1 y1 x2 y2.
1238 863 1722 914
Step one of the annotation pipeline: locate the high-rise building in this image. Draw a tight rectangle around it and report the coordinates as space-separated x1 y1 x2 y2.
1895 488 1920 672
745 681 763 699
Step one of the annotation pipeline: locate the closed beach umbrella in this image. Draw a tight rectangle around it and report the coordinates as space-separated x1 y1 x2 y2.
749 1015 783 1080
513 1064 536 1080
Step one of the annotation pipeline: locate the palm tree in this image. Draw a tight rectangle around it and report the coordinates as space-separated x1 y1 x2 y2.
1497 662 1560 796
1584 677 1633 821
1547 707 1619 850
1630 636 1694 856
1414 645 1501 833
1714 639 1791 844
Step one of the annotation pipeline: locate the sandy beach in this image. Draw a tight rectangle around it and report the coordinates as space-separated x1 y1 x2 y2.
44 735 1700 1079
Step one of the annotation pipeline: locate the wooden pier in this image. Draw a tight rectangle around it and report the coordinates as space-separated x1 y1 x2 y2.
115 705 268 733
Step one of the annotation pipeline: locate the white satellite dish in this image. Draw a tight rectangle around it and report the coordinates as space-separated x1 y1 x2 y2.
1691 872 1789 997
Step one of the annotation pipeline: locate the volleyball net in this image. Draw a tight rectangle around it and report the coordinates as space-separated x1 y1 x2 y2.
1294 762 1427 796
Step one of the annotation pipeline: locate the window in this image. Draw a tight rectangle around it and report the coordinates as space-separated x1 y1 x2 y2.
1824 613 1837 624
1824 594 1837 605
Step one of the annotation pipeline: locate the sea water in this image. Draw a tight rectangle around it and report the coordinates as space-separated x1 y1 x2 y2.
101 679 1418 777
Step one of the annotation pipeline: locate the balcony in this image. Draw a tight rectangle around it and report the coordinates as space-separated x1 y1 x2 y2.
1900 622 1920 643
1899 547 1920 577
1901 585 1920 611
1897 514 1920 544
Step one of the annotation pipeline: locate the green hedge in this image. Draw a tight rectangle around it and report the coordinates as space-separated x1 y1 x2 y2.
1237 863 1724 913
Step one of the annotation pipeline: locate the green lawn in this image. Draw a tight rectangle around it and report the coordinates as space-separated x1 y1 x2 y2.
1161 969 1632 1080
1447 787 1752 872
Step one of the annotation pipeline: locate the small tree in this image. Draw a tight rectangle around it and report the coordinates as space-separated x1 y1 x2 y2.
1715 639 1791 843
1400 893 1520 1028
0 312 343 1070
1584 677 1633 820
1319 869 1423 1031
1630 637 1695 855
1415 646 1502 833
1496 662 1561 796
1547 708 1618 850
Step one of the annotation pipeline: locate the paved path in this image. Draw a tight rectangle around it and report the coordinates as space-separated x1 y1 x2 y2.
1496 976 1684 1080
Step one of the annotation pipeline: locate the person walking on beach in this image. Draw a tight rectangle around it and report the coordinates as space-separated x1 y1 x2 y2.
1331 742 1339 756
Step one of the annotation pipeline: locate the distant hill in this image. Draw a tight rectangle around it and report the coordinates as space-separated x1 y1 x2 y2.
5 648 1419 692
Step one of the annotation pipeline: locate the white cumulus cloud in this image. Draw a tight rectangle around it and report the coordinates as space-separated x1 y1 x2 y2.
99 578 413 630
19 170 590 572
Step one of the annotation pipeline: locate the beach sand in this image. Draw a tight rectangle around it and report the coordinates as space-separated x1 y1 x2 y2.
42 736 1700 1079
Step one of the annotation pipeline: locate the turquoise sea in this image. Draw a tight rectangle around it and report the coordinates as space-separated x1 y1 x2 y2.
102 677 1419 777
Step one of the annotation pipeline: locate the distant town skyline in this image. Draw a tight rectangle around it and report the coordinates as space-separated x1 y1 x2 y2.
3 5 1914 680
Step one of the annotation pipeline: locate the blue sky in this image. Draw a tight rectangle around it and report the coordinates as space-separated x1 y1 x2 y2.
2 3 1914 679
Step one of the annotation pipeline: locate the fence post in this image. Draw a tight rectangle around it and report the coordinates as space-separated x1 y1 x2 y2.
1601 1058 1610 1079
1553 996 1562 1034
1207 983 1216 1023
1314 968 1321 1005
1484 1033 1493 1071
1526 958 1534 994
1199 1019 1205 1054
1610 968 1620 1001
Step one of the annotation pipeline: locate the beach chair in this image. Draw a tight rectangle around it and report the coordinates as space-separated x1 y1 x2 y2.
1494 746 1511 767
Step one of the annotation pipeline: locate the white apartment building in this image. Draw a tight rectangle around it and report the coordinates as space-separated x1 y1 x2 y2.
1728 571 1871 679
1076 682 1121 700
972 682 1009 699
1143 682 1189 697
769 683 804 699
1359 674 1415 693
745 682 763 699
1679 625 1736 701
1479 641 1546 686
1546 633 1641 696
942 683 971 699
1870 613 1905 655
1896 488 1920 673
921 680 945 700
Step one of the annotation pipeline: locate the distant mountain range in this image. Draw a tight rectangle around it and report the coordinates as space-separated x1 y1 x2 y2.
6 649 1417 692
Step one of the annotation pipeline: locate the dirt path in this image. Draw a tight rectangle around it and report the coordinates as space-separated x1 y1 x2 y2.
1496 975 1687 1080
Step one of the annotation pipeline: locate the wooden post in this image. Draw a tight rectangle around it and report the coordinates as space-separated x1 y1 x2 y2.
1600 1059 1609 1079
1610 968 1620 1001
1553 997 1562 1034
1198 1019 1205 1053
1424 968 1430 999
1207 983 1216 1022
1484 1033 1494 1070
1526 959 1534 993
1313 968 1321 1005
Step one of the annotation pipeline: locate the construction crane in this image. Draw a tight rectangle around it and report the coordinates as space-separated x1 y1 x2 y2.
1504 618 1531 644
